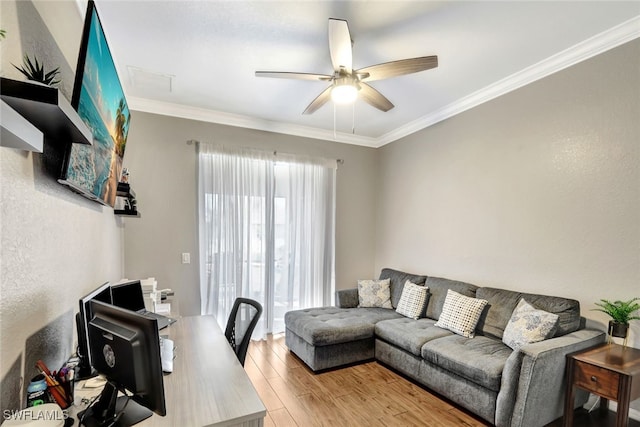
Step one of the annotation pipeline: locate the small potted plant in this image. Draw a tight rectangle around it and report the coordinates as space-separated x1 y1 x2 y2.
592 297 640 345
13 54 60 86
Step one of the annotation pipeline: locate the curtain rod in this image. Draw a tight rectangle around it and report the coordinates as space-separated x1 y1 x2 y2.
186 140 344 165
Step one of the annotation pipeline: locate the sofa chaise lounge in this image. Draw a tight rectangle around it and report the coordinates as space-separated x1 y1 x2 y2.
284 268 605 427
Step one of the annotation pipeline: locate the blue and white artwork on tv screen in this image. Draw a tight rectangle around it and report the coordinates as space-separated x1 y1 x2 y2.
65 5 130 207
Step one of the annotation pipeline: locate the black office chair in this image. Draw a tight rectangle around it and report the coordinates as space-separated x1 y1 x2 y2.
224 297 263 366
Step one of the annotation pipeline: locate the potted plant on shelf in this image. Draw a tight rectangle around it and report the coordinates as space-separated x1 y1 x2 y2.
13 54 60 87
593 297 640 346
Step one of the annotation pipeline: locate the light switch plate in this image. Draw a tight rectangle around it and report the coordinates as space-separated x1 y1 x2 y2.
181 252 190 264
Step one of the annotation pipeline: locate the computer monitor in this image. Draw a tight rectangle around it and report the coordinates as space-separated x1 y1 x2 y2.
110 280 145 312
78 300 166 426
76 282 112 379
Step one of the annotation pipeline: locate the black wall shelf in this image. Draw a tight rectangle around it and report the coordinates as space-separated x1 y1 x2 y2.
0 77 92 148
115 182 140 217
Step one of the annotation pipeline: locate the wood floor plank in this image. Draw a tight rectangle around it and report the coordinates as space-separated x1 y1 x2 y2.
248 346 281 379
313 368 370 398
296 392 345 426
253 337 298 378
352 361 402 384
285 365 334 397
330 391 389 427
267 377 322 427
268 408 298 427
263 412 275 427
269 338 304 368
248 373 284 412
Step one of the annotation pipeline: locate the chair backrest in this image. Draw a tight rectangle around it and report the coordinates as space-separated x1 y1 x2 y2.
224 298 263 366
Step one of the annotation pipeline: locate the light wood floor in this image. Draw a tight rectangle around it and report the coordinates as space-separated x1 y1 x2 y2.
245 334 490 427
246 335 640 427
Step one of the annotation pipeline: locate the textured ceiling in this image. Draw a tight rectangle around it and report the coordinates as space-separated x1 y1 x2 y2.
94 1 640 146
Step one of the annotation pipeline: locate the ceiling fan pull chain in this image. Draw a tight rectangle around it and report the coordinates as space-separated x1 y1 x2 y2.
333 103 337 140
352 103 355 135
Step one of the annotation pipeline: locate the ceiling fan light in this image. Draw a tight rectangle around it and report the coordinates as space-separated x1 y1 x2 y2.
331 82 358 104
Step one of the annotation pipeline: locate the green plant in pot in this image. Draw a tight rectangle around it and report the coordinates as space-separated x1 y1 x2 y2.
592 298 640 346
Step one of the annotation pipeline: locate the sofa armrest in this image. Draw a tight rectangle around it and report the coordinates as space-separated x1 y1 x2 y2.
496 328 606 427
335 288 359 308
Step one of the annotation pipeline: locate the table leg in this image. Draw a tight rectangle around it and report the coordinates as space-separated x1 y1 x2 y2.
616 376 631 427
563 360 576 427
599 397 609 416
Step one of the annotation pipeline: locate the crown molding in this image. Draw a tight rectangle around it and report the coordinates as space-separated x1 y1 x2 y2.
129 16 640 149
376 15 640 147
128 97 379 148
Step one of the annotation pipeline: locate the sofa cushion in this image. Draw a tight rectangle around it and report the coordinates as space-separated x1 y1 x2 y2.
502 298 559 350
475 287 581 339
395 281 429 319
284 307 403 346
425 276 478 320
375 318 453 356
358 279 392 308
335 288 359 308
379 268 427 309
421 334 513 392
434 290 488 338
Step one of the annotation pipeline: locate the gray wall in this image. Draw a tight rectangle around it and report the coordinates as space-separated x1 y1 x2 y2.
0 0 124 412
122 113 378 316
376 39 640 348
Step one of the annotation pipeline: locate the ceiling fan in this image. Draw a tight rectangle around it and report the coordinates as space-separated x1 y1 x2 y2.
255 18 438 115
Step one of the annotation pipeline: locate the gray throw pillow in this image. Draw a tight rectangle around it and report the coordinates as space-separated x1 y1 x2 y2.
358 279 392 309
502 298 559 350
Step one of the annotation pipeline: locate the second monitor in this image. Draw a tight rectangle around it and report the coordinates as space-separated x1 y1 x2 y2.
111 280 176 329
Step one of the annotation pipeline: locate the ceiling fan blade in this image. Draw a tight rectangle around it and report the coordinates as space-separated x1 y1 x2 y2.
255 71 332 81
328 18 352 73
303 85 333 115
357 56 438 82
359 83 394 112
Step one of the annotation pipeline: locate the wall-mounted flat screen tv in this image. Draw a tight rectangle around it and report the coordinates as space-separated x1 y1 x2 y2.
58 0 130 207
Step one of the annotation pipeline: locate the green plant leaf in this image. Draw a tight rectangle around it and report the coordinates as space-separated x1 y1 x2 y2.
592 297 640 323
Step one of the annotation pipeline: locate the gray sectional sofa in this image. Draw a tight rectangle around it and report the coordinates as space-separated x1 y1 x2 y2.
284 268 606 427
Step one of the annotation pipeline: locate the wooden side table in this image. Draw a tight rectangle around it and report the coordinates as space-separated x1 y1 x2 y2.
564 343 640 427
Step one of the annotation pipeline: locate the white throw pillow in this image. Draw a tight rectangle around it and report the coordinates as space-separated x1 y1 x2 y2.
357 279 392 309
435 289 488 338
502 298 559 350
396 280 429 319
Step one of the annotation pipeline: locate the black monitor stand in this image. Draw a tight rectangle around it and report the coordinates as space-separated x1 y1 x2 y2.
74 313 97 380
78 382 152 427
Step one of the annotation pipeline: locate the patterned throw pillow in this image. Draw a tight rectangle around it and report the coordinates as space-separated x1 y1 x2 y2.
358 279 393 309
435 289 488 338
396 280 429 319
502 298 559 350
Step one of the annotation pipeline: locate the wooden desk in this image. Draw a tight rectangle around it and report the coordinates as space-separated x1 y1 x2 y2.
564 343 640 427
74 315 266 426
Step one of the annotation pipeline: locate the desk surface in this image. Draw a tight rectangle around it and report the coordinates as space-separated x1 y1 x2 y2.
74 315 266 426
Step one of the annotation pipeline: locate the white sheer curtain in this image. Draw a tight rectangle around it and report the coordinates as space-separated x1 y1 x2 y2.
198 144 336 338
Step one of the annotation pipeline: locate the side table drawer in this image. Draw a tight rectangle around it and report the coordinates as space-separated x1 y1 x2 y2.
573 360 619 400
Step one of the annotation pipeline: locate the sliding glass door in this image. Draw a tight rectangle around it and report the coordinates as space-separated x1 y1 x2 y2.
199 145 335 337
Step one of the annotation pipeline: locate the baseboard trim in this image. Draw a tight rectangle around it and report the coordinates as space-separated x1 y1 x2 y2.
586 395 640 421
610 402 640 422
